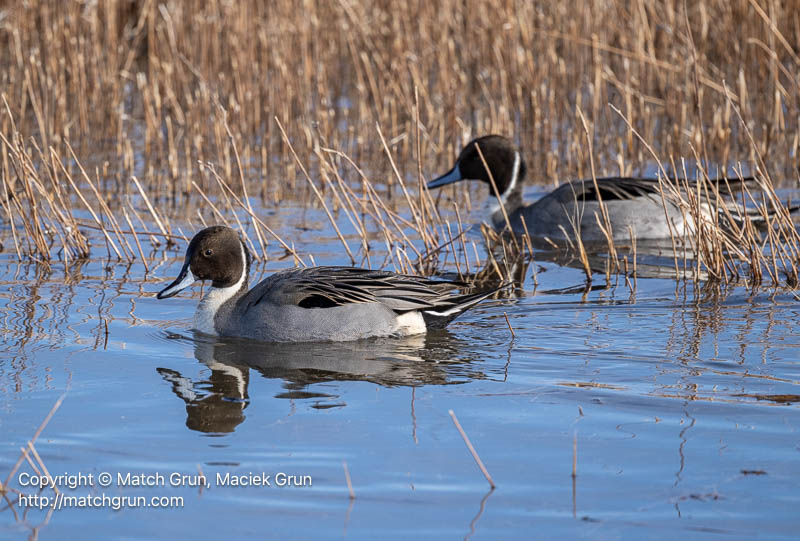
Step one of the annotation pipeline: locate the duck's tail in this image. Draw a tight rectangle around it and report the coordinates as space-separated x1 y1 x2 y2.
690 176 800 227
714 195 800 227
420 283 510 329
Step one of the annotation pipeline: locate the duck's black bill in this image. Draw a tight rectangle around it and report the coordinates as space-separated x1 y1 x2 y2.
427 164 463 189
157 261 196 299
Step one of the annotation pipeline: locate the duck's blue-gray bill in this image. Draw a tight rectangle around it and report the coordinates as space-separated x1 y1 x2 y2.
427 164 463 189
157 262 196 299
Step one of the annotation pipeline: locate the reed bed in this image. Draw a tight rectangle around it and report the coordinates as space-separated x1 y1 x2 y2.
0 0 798 286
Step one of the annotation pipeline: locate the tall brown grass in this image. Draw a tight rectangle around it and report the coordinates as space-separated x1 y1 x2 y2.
0 0 798 285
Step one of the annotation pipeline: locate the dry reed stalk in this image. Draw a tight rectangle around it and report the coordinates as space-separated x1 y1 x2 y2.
342 461 355 500
0 170 22 259
55 154 122 260
4 395 65 489
315 150 370 251
70 148 137 261
276 117 356 264
453 203 470 275
448 409 496 489
0 0 797 285
445 221 463 279
361 182 423 254
572 432 578 479
123 206 149 274
197 165 307 266
414 228 469 270
191 180 231 226
559 221 592 283
322 148 436 266
130 175 169 238
499 238 514 283
517 216 538 286
375 121 438 253
26 443 60 496
222 107 267 258
503 312 515 339
20 446 43 480
203 165 262 260
577 106 617 273
629 226 638 290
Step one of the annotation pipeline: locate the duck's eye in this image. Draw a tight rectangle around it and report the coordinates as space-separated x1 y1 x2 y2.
204 249 213 257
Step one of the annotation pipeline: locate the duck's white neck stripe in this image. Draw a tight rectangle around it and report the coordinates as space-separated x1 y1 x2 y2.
490 150 520 214
194 243 247 335
505 150 521 203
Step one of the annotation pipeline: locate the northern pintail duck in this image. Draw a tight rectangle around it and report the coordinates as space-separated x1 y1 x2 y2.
428 135 768 243
157 226 501 342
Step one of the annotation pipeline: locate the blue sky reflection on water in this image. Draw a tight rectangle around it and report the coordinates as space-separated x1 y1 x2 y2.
1 219 799 540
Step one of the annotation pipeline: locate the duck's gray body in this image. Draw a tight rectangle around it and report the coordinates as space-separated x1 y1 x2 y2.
210 268 435 342
503 178 687 242
157 226 501 343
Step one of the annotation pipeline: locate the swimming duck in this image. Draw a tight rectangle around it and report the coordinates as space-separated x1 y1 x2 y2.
157 226 502 342
428 135 766 243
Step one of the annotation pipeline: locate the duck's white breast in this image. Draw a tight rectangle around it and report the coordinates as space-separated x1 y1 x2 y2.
193 244 248 335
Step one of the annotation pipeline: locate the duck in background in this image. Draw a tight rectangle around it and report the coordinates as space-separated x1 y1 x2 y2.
427 135 779 244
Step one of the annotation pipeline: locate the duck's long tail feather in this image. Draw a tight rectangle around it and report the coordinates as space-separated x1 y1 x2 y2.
420 283 510 329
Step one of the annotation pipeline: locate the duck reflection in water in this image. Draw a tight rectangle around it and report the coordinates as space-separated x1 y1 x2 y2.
157 330 484 434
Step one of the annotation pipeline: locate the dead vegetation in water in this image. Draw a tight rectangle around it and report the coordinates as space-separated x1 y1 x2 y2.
0 395 65 538
0 0 798 287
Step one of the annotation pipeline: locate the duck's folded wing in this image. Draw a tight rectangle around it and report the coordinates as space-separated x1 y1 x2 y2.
562 175 761 202
248 267 462 312
558 177 661 202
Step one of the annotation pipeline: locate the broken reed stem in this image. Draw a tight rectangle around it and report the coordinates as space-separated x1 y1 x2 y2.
518 215 538 286
572 432 577 479
315 148 370 253
448 409 496 489
27 442 60 496
222 105 267 259
609 104 683 277
375 121 437 252
196 169 307 266
576 106 617 269
629 226 638 290
415 228 469 268
55 151 123 259
414 86 428 235
503 312 515 339
191 179 231 225
74 220 186 241
65 143 135 260
322 147 427 260
275 116 356 264
122 206 150 276
342 461 355 500
4 394 65 489
560 222 592 283
130 175 168 236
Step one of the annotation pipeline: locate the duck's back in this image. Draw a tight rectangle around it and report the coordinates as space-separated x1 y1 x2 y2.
215 269 402 342
515 178 686 242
